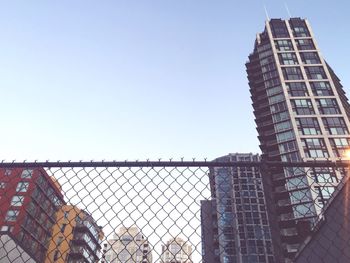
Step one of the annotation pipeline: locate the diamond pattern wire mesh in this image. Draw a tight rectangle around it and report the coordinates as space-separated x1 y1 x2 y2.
0 161 349 263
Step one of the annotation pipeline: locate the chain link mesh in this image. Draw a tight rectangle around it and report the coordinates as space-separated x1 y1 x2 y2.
0 161 349 263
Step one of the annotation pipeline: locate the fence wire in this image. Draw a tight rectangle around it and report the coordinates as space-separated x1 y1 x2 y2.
0 160 349 263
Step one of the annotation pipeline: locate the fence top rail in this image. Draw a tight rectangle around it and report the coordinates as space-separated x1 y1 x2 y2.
0 160 349 168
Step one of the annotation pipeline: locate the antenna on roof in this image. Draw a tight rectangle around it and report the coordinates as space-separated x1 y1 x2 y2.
263 4 270 21
284 2 292 18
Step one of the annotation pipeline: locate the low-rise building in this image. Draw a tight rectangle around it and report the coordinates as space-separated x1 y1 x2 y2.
0 168 64 262
160 237 192 263
45 205 104 263
105 226 152 263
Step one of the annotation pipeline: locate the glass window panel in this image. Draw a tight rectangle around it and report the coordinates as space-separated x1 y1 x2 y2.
296 39 315 50
278 53 298 65
296 117 321 135
305 66 327 80
329 138 350 157
275 40 294 51
21 169 33 179
16 182 29 192
301 138 329 158
5 210 19 222
300 52 321 64
316 99 341 114
310 82 333 96
286 82 308 97
270 19 290 38
276 131 295 143
291 99 315 115
282 67 303 80
11 196 24 207
322 117 348 135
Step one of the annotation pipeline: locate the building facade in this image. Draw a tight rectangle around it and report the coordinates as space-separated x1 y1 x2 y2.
200 199 219 263
0 168 64 262
105 226 152 263
45 205 104 263
246 17 350 260
202 153 276 263
294 172 350 263
160 237 192 263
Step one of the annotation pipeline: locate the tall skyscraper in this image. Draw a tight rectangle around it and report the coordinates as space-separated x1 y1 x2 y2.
105 226 152 263
200 199 219 263
246 17 350 261
45 205 104 263
201 153 276 263
0 168 64 263
160 237 193 263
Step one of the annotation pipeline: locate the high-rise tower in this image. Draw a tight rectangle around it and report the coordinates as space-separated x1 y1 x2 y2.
246 18 350 261
201 153 276 263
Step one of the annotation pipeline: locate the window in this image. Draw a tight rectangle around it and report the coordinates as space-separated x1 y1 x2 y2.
270 101 287 113
263 70 279 81
278 53 298 65
291 99 314 115
16 182 29 192
280 152 301 162
272 111 290 123
1 226 9 232
316 99 340 114
286 82 308 97
61 223 67 233
275 120 292 132
296 118 321 135
266 86 283 96
286 176 308 190
276 130 295 143
300 52 321 64
316 186 335 204
310 81 333 96
265 77 281 88
329 138 350 157
0 182 6 189
311 168 338 183
282 67 303 80
270 19 290 38
284 167 306 177
64 211 69 219
301 138 329 158
56 236 64 246
305 66 327 80
278 140 298 154
275 40 294 51
11 196 24 207
268 94 285 104
5 210 19 222
289 19 310 37
322 117 348 135
292 203 315 218
21 169 33 179
295 39 315 50
4 169 12 176
53 250 60 261
290 189 312 204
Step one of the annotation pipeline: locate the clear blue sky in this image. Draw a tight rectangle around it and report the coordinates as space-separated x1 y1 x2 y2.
1 0 349 161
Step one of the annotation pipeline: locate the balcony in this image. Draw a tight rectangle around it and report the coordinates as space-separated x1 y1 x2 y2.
275 185 288 193
280 228 298 237
279 213 294 221
277 199 291 207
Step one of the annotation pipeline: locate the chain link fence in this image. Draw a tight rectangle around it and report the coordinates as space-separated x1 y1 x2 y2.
0 160 349 263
